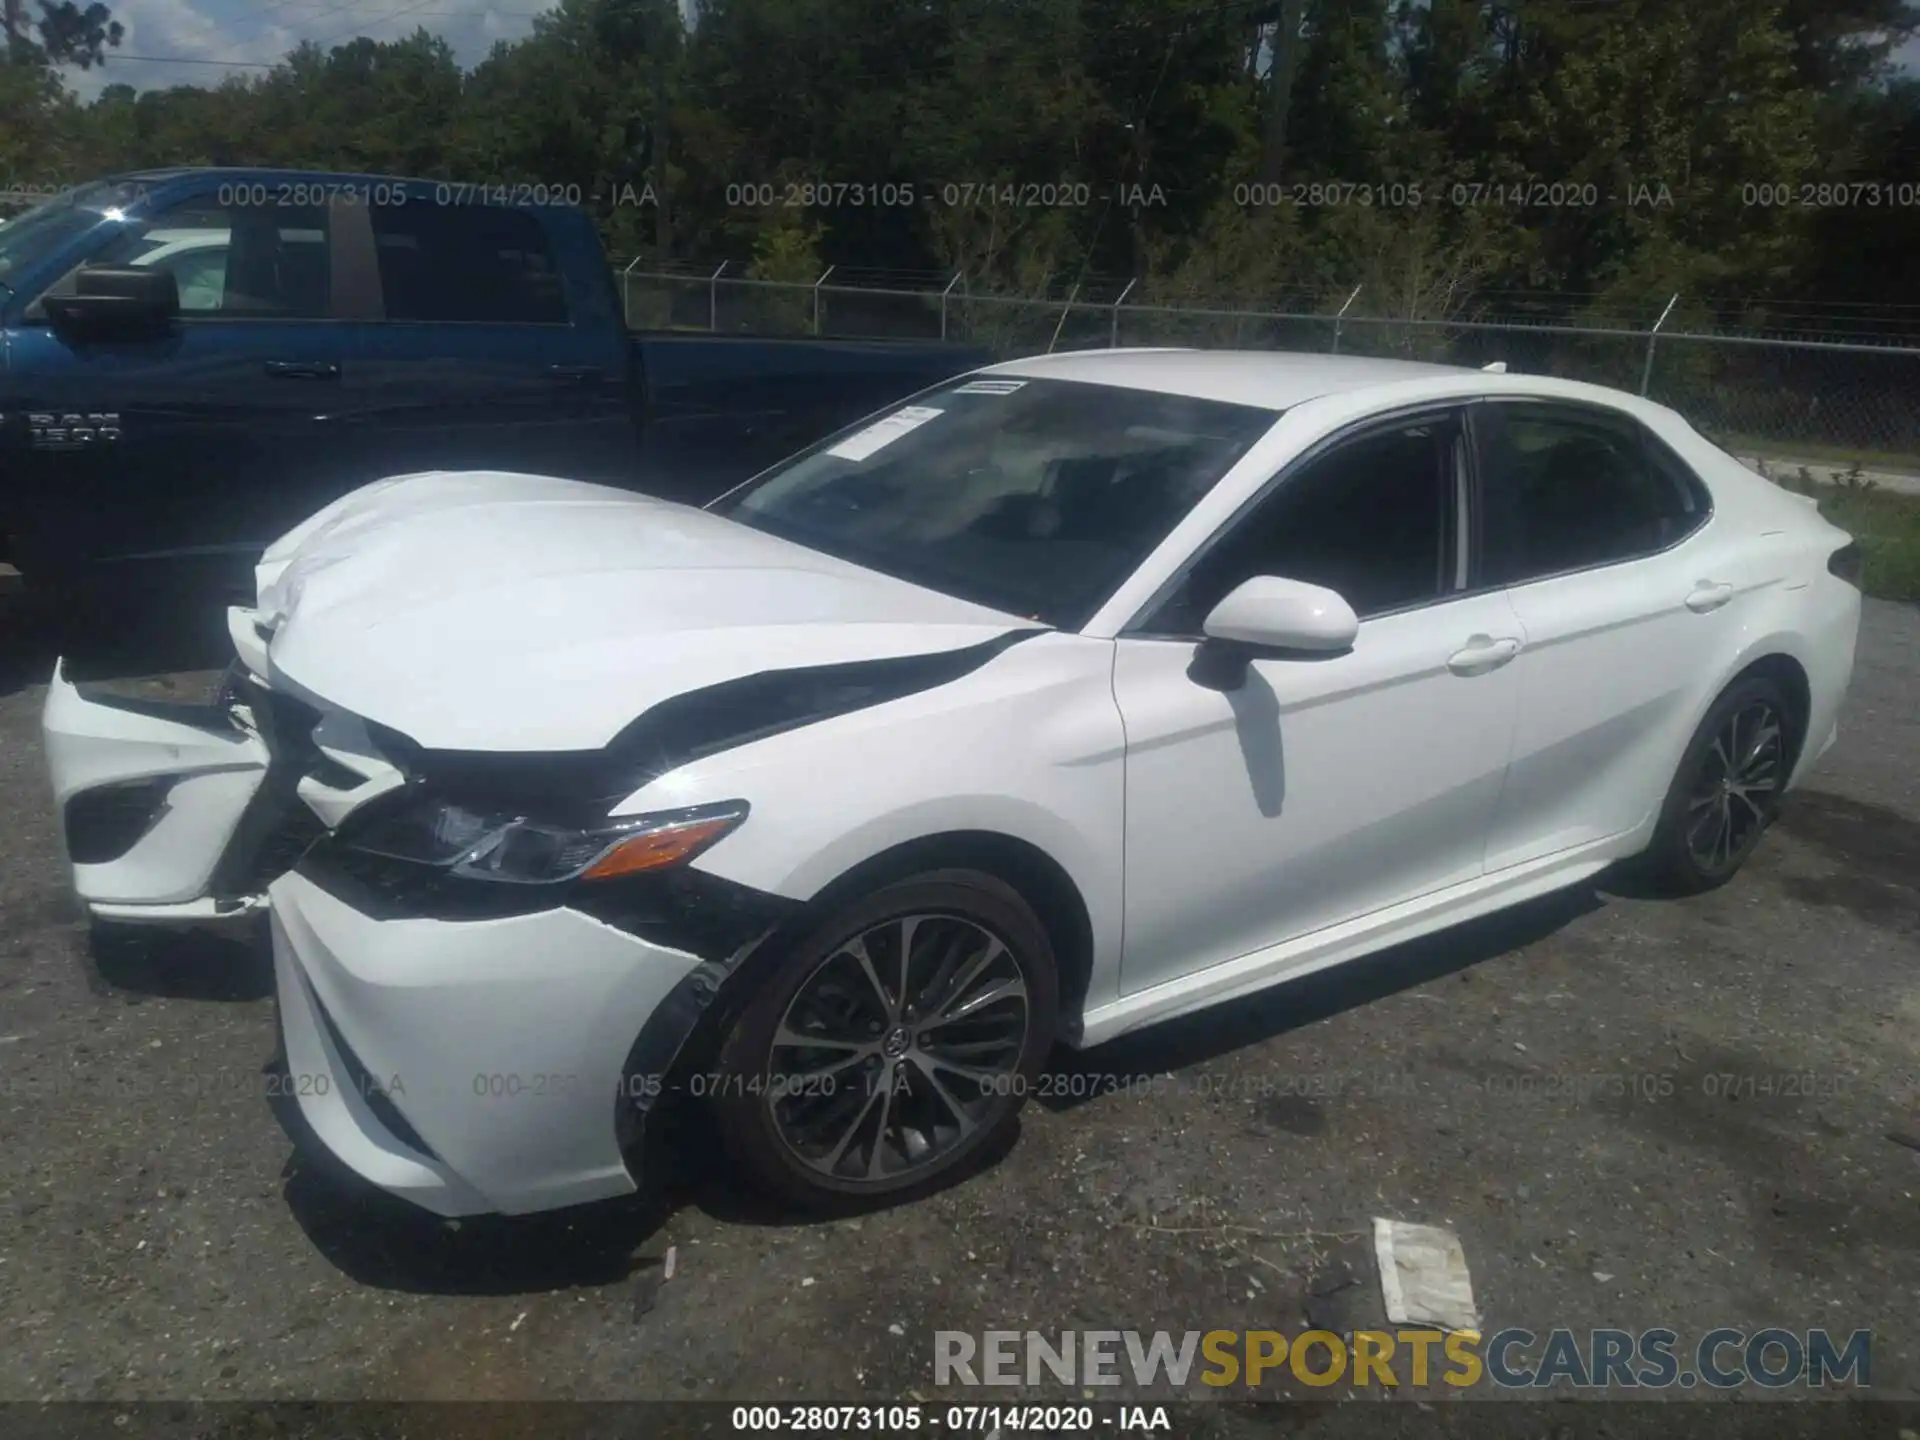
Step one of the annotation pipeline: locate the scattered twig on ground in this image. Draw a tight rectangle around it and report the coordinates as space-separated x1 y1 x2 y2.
1125 1222 1367 1242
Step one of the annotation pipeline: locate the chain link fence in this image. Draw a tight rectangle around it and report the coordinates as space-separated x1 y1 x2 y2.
620 262 1920 474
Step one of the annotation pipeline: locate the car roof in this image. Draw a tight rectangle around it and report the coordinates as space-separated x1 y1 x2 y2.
983 348 1480 410
980 347 1687 417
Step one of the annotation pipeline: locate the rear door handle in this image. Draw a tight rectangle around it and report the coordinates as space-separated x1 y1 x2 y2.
263 360 340 379
1447 635 1522 676
1685 580 1735 613
546 364 604 384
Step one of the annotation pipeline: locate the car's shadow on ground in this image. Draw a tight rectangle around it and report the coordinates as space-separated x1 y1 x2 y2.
280 1157 678 1297
254 877 1611 1297
87 919 274 1002
270 1069 1027 1296
1041 880 1608 1110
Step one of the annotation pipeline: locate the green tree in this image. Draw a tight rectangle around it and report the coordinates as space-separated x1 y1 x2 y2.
3 0 121 68
20 0 1918 315
0 1 121 189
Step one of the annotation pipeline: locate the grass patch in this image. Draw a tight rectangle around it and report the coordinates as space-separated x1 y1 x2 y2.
1764 462 1920 602
1718 434 1920 476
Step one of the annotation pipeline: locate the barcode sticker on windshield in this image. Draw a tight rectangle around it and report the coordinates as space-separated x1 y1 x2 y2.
952 379 1027 395
825 405 946 462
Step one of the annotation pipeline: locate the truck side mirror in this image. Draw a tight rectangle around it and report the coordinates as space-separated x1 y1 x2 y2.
43 266 180 343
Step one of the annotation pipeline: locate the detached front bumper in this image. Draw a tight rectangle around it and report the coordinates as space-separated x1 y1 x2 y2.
45 646 785 1217
270 867 708 1216
41 650 331 925
42 659 272 915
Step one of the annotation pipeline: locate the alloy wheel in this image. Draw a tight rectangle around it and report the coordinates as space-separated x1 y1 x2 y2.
765 913 1030 1184
1684 699 1784 874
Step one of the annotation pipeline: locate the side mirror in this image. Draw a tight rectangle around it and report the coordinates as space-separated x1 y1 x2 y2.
1203 575 1359 652
1190 576 1359 691
43 266 180 342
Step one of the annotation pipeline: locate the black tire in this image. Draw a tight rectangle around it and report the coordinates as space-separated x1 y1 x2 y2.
40 559 248 682
1639 676 1798 896
711 868 1059 1211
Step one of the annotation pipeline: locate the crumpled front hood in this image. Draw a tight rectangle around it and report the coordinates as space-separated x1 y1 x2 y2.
253 471 1028 752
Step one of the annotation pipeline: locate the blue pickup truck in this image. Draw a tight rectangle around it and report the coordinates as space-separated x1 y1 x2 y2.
0 168 987 613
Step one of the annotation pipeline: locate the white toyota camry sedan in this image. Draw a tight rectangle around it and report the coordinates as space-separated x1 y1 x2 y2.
43 350 1861 1216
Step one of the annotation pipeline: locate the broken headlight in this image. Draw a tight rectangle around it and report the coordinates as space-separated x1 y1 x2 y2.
344 797 749 886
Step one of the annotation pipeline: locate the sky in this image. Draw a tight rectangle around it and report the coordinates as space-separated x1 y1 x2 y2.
65 0 563 99
63 0 1920 102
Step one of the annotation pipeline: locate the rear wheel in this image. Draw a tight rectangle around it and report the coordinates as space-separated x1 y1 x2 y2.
1640 676 1796 895
711 869 1058 1211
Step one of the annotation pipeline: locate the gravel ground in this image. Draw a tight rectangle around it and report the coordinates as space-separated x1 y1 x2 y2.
0 595 1915 1410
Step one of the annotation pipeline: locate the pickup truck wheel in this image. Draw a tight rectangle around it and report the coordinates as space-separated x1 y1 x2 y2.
22 572 102 669
45 568 238 682
711 869 1057 1212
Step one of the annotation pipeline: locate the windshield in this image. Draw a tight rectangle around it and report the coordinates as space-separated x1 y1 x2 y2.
711 376 1279 628
0 181 145 288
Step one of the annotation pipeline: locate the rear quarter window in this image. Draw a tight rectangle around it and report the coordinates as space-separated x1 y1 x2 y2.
1481 401 1712 584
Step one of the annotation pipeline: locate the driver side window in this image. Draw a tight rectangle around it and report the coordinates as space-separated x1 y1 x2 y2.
38 199 332 318
1139 411 1467 638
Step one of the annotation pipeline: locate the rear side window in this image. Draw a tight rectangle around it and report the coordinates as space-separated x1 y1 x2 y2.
1481 403 1708 583
369 205 568 324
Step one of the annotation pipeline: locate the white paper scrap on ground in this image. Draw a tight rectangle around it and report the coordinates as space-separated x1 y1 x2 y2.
1372 1218 1482 1332
825 405 946 462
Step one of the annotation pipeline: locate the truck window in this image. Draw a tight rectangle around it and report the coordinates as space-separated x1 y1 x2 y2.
368 205 568 325
0 180 148 286
37 200 331 318
0 202 108 286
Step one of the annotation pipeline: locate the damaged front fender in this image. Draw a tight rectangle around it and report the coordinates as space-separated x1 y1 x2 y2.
600 871 804 1178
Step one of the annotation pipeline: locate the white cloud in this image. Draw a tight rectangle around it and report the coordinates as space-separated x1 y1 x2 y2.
63 1 1908 107
64 0 557 99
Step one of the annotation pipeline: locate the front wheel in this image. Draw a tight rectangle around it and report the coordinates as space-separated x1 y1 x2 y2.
1639 676 1797 895
711 869 1059 1211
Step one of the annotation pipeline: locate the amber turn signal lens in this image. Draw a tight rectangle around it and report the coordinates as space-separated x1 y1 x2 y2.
580 816 740 880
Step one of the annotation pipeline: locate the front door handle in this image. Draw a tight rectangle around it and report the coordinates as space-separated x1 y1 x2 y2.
263 360 340 379
1685 581 1735 613
1447 635 1522 676
546 364 604 384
